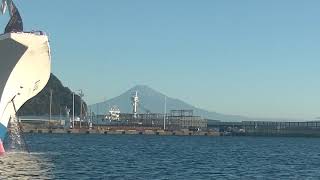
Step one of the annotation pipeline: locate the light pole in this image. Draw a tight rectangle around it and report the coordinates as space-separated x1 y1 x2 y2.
49 89 52 121
72 92 75 128
77 89 84 129
164 96 166 130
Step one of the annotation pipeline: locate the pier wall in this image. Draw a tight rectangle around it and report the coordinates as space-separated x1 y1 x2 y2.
22 127 219 137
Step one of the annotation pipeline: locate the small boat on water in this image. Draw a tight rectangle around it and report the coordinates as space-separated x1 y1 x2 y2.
0 0 51 154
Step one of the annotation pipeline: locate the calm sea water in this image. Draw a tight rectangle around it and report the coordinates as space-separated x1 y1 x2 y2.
1 134 320 179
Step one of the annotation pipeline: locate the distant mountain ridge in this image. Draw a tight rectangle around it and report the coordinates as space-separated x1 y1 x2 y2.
89 85 248 121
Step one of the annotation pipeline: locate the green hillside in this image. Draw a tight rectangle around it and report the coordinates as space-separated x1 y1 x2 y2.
18 73 87 116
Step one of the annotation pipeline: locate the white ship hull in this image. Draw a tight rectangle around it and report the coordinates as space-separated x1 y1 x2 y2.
0 32 51 144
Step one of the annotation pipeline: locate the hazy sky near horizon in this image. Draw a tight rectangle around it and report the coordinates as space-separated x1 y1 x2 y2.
2 0 320 119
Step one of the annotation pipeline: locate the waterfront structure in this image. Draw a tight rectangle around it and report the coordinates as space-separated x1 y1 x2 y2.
241 121 320 136
19 116 66 130
0 0 51 153
207 120 320 136
98 110 207 131
166 110 207 130
131 91 139 118
105 106 121 121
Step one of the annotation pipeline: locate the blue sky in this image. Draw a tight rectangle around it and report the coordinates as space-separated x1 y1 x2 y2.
2 0 320 119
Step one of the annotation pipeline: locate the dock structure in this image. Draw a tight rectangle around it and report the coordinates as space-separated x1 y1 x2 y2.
17 111 214 136
167 110 207 130
102 109 207 131
17 109 208 132
241 121 320 137
208 120 320 137
18 115 320 137
22 128 219 136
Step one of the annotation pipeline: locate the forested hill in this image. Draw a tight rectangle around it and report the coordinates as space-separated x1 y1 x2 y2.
18 73 87 116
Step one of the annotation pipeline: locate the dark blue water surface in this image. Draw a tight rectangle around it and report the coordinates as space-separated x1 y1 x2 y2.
2 134 320 179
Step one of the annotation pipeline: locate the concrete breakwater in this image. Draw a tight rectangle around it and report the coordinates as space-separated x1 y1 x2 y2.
209 120 320 137
19 118 320 137
23 128 220 136
234 129 320 137
22 126 320 137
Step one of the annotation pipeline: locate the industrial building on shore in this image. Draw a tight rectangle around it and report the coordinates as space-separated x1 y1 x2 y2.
15 91 320 137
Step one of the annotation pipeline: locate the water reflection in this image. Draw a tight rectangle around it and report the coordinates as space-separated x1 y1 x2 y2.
0 152 54 179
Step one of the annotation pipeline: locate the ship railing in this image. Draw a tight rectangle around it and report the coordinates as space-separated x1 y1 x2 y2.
23 30 46 35
0 30 47 36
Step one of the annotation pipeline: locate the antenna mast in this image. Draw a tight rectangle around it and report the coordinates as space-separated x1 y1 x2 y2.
132 91 139 119
164 96 166 130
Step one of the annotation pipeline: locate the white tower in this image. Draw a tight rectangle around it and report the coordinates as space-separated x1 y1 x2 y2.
131 91 139 118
